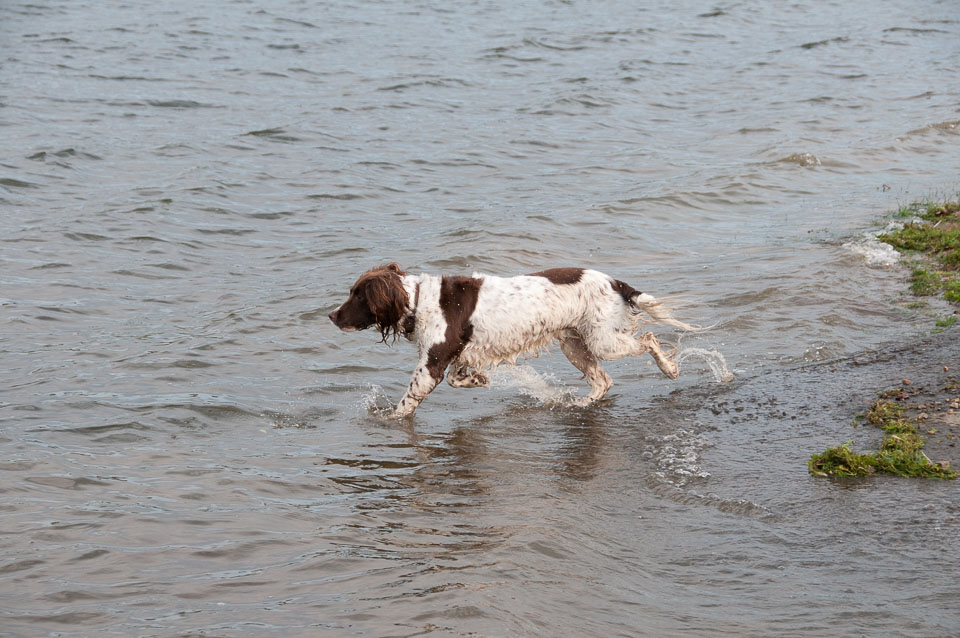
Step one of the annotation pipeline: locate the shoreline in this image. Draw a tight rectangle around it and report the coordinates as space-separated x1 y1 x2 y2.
801 328 959 478
851 328 960 471
809 197 960 478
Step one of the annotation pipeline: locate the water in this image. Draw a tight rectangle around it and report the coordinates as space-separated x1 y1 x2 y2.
2 0 960 635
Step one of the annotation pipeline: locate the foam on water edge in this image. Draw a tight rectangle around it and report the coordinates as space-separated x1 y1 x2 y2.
842 218 921 267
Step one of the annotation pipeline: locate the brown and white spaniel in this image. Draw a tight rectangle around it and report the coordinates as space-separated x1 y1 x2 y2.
329 263 693 417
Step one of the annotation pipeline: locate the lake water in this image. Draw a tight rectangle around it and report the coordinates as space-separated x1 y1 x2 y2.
2 0 959 635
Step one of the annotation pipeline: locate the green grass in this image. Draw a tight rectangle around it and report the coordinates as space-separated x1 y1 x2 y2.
879 224 960 254
809 399 956 480
945 249 960 270
894 200 960 220
926 201 960 218
945 280 960 303
865 398 906 426
877 196 960 307
808 443 875 477
935 315 958 329
909 267 942 296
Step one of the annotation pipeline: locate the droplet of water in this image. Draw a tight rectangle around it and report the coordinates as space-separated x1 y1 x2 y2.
358 384 394 416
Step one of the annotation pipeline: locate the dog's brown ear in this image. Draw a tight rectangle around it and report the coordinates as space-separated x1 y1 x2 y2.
380 262 405 275
363 269 408 343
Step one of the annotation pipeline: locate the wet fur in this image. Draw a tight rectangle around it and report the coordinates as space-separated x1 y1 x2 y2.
334 263 409 343
330 264 688 417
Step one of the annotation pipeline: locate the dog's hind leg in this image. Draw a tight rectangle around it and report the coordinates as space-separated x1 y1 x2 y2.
594 332 679 379
637 332 679 379
560 329 613 402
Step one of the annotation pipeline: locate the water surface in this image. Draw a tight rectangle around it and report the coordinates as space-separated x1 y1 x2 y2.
2 0 959 635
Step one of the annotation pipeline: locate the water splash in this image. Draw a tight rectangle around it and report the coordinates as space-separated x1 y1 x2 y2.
359 354 732 416
677 347 735 383
357 384 395 416
490 365 579 407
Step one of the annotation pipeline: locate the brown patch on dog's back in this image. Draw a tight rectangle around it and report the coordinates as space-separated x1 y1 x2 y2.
426 276 482 380
528 267 584 285
611 279 642 305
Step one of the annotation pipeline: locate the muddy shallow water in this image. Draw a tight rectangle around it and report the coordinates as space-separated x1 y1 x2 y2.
2 0 960 635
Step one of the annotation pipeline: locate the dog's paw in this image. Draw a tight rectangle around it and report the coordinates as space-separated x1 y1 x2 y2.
656 358 680 380
448 369 490 388
389 403 417 419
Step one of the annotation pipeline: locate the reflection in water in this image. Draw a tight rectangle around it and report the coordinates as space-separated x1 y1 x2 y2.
310 402 622 628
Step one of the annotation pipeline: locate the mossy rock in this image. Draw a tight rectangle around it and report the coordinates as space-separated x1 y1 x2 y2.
810 400 956 480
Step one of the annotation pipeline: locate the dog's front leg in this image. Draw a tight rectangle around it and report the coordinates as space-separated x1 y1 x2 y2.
393 357 443 418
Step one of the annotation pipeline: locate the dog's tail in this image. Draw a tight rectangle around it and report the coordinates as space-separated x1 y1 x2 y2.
629 292 699 331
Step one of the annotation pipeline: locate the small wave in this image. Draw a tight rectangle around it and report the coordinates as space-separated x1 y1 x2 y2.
650 428 711 487
324 457 419 470
242 127 303 143
787 340 848 364
306 192 365 200
799 36 849 50
645 429 774 518
737 126 779 134
929 120 960 132
842 219 916 267
883 27 949 34
843 236 901 267
778 152 821 167
522 36 587 51
376 77 470 92
146 100 218 109
266 407 337 429
27 148 102 162
906 120 960 136
0 177 40 189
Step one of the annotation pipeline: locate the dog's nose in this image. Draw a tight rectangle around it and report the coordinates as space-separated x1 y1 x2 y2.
328 310 337 324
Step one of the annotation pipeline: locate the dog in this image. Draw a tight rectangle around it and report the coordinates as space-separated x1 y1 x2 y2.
329 263 693 417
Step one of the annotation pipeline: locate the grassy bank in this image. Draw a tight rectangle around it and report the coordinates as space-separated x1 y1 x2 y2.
808 198 960 480
877 198 960 304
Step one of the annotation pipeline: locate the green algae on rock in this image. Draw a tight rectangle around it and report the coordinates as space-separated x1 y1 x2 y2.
809 398 956 480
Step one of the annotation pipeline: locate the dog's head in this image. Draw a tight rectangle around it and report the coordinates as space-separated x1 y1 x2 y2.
329 263 409 342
